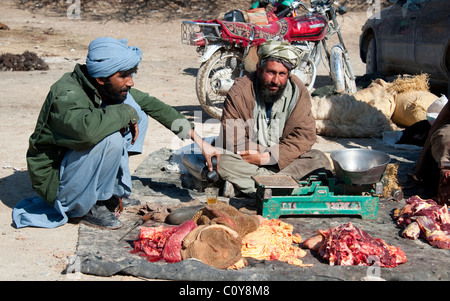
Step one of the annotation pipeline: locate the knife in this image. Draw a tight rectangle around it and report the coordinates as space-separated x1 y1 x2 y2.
117 212 153 241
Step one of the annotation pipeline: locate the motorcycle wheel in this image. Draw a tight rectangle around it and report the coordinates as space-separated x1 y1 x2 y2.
311 42 322 68
291 42 321 92
291 58 316 92
330 44 357 94
196 49 244 119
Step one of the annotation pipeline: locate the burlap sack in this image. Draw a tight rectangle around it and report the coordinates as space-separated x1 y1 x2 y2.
353 78 396 118
311 94 394 137
392 91 438 127
310 78 399 137
180 224 242 269
192 202 261 237
181 203 262 269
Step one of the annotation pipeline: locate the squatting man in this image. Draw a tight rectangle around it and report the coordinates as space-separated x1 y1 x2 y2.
12 37 220 230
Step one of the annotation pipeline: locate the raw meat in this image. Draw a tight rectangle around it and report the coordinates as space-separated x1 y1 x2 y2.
162 220 197 263
309 222 406 268
401 222 421 240
393 195 450 249
131 225 177 262
131 220 197 263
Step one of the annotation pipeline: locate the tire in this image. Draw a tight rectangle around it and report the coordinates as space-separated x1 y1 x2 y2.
196 49 244 119
291 58 317 92
311 42 322 67
365 37 377 74
291 42 320 91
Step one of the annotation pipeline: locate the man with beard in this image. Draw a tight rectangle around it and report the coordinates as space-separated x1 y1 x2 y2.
13 37 220 229
217 40 331 197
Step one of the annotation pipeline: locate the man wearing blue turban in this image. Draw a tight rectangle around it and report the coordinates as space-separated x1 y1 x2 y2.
86 37 143 79
12 37 220 229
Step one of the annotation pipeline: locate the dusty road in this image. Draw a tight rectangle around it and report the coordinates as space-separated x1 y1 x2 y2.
0 1 368 280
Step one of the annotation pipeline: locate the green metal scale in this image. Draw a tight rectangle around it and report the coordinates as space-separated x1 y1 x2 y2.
253 173 382 220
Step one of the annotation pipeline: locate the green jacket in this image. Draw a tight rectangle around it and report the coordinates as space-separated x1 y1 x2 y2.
27 64 192 205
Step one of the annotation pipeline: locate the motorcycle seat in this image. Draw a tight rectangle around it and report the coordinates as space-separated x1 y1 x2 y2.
211 18 291 47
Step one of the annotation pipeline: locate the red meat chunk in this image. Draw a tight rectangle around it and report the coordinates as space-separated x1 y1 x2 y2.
317 222 407 268
162 220 197 263
393 195 450 249
131 221 197 263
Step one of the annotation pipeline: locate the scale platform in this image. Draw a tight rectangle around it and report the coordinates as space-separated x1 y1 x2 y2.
253 174 379 220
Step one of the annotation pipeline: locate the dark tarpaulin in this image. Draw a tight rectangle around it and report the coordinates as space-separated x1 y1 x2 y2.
70 147 450 281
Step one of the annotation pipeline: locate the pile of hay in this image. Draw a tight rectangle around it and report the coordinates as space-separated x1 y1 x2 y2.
388 74 438 127
0 51 49 71
382 163 402 198
387 74 430 94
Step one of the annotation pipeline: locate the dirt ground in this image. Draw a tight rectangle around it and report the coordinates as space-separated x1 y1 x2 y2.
0 0 374 280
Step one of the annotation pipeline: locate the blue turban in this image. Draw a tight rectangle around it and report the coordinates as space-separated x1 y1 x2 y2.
86 37 143 78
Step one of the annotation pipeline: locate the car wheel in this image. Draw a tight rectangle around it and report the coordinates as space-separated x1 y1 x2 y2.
365 37 377 74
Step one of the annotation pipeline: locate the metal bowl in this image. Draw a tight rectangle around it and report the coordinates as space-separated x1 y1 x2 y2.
330 148 390 185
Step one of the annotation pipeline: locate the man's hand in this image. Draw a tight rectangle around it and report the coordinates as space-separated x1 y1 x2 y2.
237 150 271 166
202 140 221 171
128 121 139 145
190 129 221 172
120 121 139 145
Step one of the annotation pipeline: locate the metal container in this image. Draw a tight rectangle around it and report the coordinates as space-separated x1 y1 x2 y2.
330 148 390 185
182 153 219 183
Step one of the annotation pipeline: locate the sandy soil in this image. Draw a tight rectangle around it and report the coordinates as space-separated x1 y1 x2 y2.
0 0 368 280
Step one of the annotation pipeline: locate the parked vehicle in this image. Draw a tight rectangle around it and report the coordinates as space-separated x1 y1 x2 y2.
181 0 357 119
360 0 449 92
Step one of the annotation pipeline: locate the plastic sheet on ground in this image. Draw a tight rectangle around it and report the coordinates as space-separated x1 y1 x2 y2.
71 147 450 281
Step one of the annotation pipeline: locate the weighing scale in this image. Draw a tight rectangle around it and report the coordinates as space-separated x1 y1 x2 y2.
253 148 391 220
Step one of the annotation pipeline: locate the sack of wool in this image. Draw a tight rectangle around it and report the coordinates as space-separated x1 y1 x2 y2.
392 91 438 127
353 78 396 118
311 94 394 137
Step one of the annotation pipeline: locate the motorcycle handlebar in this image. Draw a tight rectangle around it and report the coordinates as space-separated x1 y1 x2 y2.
276 1 312 17
276 6 292 17
276 0 338 18
310 0 330 7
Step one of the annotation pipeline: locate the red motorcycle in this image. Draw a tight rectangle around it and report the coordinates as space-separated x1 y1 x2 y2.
181 0 357 119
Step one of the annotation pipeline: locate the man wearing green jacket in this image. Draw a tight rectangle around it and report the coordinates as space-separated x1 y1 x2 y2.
12 37 220 229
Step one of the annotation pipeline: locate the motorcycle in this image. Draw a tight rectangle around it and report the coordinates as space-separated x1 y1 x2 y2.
181 0 357 119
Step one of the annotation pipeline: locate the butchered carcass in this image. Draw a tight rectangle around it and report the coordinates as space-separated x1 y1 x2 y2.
393 195 450 249
401 221 421 240
131 225 178 262
415 215 450 249
304 222 407 268
131 220 197 263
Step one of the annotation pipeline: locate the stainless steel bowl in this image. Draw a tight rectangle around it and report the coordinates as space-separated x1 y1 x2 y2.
330 148 390 185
